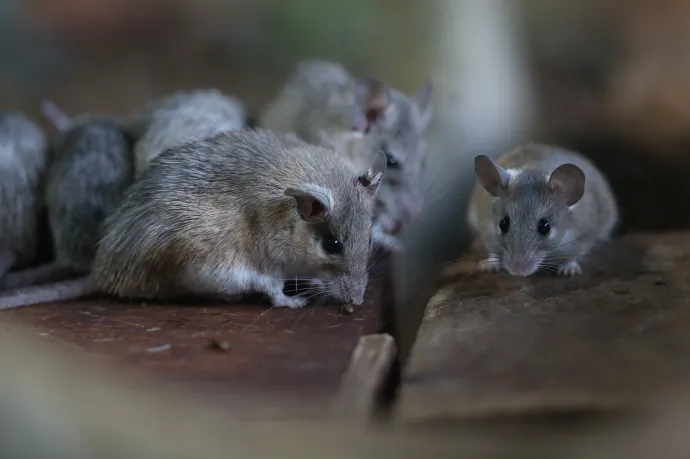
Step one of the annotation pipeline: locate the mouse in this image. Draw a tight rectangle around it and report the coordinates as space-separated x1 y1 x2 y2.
0 100 133 309
91 128 385 308
0 110 47 279
259 59 433 252
467 143 619 277
124 89 246 176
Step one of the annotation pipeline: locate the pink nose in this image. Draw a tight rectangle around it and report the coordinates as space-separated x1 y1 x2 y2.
389 220 404 235
509 257 534 276
404 199 422 221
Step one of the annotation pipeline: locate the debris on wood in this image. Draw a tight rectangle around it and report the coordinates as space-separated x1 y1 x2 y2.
209 338 231 352
145 344 172 353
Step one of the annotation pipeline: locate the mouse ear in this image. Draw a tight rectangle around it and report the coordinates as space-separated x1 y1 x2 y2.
412 79 433 131
40 100 71 132
351 78 392 133
548 163 586 207
285 185 333 223
474 155 510 197
356 150 387 197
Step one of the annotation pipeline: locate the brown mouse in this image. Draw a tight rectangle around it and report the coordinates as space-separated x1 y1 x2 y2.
91 129 384 308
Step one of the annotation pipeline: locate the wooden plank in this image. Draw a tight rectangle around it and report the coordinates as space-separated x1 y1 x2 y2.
396 231 690 425
1 279 385 419
330 333 396 420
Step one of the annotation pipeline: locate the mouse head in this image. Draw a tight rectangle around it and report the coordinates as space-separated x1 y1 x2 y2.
285 153 386 303
474 155 586 277
350 77 433 226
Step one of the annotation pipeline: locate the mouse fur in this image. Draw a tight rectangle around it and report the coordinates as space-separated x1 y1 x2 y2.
0 102 133 309
259 59 432 252
124 89 246 176
92 128 384 308
467 143 619 277
0 111 47 278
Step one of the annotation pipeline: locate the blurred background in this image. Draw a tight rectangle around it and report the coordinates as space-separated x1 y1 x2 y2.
3 0 689 238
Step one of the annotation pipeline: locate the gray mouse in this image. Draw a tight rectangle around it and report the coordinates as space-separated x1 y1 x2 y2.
0 111 47 278
91 128 384 308
467 143 619 277
0 101 133 309
259 59 433 252
124 89 246 176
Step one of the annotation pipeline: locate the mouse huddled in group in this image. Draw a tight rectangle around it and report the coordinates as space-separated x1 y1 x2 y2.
0 58 619 311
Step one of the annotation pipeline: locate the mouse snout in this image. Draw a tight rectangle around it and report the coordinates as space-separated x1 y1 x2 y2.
505 254 539 277
337 276 366 306
401 195 422 222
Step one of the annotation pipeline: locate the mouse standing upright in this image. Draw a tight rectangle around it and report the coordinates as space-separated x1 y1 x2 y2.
467 143 619 277
0 112 47 278
0 101 133 309
260 60 433 252
92 129 384 308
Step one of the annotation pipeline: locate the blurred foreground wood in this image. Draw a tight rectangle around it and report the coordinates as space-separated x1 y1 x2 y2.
3 314 690 458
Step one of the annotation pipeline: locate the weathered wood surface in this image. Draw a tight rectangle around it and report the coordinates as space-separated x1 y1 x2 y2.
1 280 386 419
396 231 690 425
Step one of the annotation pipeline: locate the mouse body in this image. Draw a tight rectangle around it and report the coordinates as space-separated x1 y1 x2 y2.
92 128 384 308
125 89 246 176
467 143 618 277
0 102 133 309
0 111 47 278
259 60 433 252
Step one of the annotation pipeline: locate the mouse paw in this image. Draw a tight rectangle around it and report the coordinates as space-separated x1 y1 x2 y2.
271 294 308 309
557 261 582 276
478 258 500 272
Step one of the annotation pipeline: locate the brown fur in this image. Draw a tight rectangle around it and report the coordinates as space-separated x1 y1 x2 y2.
92 129 383 307
260 60 432 252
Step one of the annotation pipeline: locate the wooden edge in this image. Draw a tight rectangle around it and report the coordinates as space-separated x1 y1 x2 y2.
329 333 397 421
394 390 636 426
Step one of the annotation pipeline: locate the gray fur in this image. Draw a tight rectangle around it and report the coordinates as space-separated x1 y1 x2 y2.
92 129 383 308
124 89 246 176
0 107 133 307
259 60 433 252
46 116 133 272
0 276 95 310
467 143 619 277
0 111 47 275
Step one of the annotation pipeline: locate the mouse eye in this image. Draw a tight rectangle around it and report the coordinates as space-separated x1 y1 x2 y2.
499 216 510 233
322 234 343 255
381 144 400 168
537 219 551 236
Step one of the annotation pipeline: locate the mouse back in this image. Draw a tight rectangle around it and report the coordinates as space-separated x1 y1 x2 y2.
0 112 48 267
126 89 247 176
46 116 133 272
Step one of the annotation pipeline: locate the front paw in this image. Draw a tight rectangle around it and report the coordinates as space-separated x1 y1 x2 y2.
557 261 582 276
271 295 308 309
478 258 500 272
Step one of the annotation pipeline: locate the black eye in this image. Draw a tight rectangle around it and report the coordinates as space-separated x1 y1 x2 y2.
322 234 343 254
537 219 550 236
381 144 400 168
499 217 510 233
